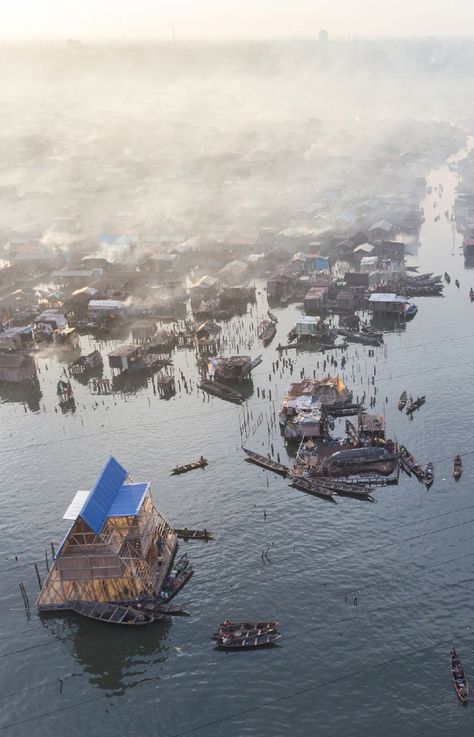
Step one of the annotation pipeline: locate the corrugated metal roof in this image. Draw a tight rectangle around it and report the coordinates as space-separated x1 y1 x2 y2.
108 343 141 358
108 483 149 517
79 456 128 533
368 293 405 304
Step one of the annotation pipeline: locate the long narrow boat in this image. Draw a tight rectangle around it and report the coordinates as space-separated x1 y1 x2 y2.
424 462 434 489
444 271 451 283
212 626 277 640
218 620 278 631
404 303 418 321
68 600 154 625
171 458 208 475
159 567 194 603
314 478 375 500
337 328 383 346
453 454 463 480
199 380 242 403
291 476 337 502
400 457 412 477
267 310 278 323
242 447 289 476
326 403 365 418
399 446 425 480
406 395 426 415
135 601 188 616
450 647 469 704
175 528 214 540
216 633 281 649
257 319 277 346
398 391 408 410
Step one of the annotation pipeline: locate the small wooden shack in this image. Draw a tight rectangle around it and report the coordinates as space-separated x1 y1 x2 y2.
36 457 177 612
0 352 37 383
108 344 145 372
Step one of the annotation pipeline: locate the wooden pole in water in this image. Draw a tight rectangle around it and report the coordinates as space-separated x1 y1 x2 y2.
34 563 42 589
50 542 55 559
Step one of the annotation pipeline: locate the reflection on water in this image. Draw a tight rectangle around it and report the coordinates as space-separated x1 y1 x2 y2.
40 613 172 696
0 378 42 412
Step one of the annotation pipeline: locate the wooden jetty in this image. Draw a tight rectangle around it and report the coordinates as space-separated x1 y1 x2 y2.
242 447 289 476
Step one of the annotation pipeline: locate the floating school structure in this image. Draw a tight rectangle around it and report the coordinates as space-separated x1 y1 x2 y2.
36 457 177 616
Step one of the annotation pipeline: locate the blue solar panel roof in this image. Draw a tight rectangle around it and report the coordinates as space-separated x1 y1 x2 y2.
108 483 149 517
79 456 128 534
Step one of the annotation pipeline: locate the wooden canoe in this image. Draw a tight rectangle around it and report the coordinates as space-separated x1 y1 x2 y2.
406 395 426 415
424 462 434 488
159 567 194 603
398 391 408 410
218 620 278 631
451 647 469 704
242 447 289 476
315 479 375 500
199 380 242 403
212 626 278 640
68 600 154 625
291 476 337 502
171 458 208 475
216 633 281 649
175 528 214 541
399 446 425 481
453 455 463 480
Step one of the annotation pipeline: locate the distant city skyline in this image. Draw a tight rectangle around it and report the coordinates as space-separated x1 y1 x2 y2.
1 0 474 40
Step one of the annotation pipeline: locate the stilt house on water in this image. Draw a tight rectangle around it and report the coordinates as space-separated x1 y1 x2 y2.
36 457 177 613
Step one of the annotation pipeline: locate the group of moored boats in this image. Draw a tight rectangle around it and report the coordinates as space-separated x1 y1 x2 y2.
242 447 375 501
398 391 426 415
400 446 463 486
399 446 434 487
213 619 281 649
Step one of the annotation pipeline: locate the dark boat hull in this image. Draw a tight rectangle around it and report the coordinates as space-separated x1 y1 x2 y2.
171 459 208 475
451 648 469 704
216 634 281 649
175 528 214 540
242 447 289 476
199 381 242 403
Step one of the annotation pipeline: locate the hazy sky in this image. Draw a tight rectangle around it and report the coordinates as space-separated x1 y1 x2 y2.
1 0 474 40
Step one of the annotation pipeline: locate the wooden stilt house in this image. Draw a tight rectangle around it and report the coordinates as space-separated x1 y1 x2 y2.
36 457 177 613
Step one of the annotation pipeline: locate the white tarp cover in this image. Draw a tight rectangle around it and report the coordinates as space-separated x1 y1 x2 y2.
63 489 90 520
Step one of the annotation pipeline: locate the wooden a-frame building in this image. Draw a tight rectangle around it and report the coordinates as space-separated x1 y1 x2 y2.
36 457 177 611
